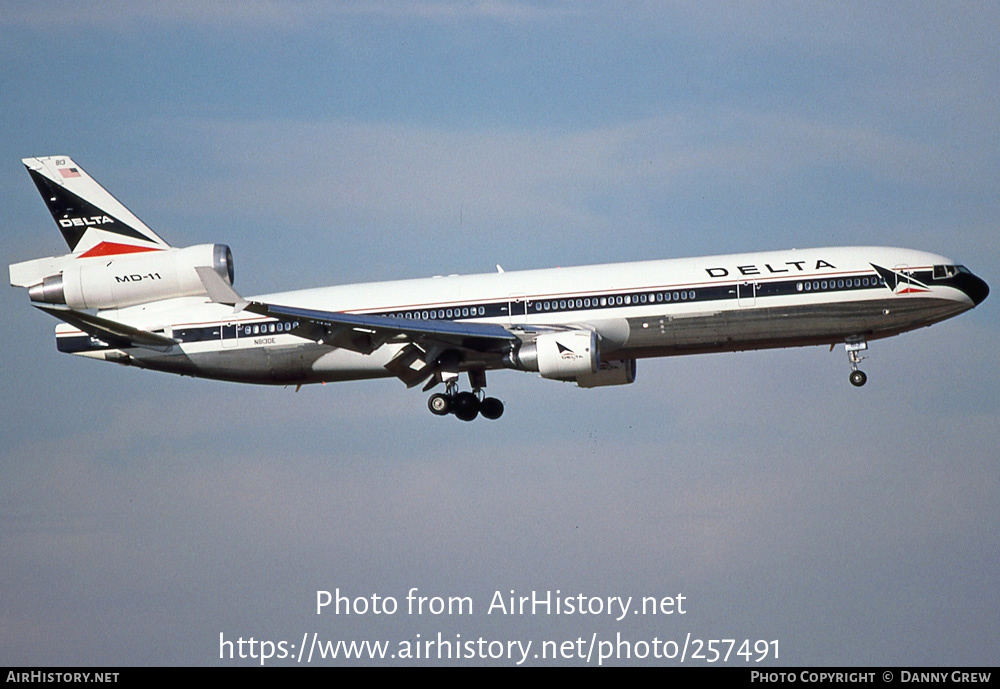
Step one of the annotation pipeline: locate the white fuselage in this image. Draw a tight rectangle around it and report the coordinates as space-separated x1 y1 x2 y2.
57 246 982 386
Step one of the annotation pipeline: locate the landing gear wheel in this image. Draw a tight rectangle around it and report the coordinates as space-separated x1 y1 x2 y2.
452 391 481 421
479 397 505 420
844 340 869 388
428 393 452 416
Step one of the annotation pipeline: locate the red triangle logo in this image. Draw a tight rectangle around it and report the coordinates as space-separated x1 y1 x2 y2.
77 242 163 258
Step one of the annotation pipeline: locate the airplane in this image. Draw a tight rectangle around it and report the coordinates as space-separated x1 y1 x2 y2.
9 156 990 421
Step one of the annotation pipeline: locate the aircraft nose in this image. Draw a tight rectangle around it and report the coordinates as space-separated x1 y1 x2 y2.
958 271 989 306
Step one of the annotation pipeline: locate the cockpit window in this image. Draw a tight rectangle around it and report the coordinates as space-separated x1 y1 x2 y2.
933 265 960 279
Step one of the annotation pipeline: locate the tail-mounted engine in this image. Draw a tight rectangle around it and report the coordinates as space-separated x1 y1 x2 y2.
17 244 234 310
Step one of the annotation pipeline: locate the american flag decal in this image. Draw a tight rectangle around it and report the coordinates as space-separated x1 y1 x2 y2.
59 167 81 179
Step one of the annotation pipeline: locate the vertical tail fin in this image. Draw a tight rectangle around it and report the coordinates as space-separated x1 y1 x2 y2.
22 156 170 256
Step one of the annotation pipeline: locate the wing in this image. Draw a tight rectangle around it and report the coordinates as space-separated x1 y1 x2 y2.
196 268 558 388
248 301 519 355
196 265 522 356
250 301 524 388
249 301 527 387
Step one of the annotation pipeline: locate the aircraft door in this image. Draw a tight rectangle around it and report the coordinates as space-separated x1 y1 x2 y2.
221 322 239 348
737 281 757 307
508 294 529 325
894 264 912 294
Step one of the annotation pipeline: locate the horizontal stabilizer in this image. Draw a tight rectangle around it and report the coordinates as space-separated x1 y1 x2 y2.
34 305 177 351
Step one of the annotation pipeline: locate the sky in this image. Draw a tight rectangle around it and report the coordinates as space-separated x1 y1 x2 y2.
1 1 998 667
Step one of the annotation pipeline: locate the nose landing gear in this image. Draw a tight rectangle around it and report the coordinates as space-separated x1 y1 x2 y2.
845 339 868 387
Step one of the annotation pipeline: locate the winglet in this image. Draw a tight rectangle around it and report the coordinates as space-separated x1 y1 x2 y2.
195 266 248 312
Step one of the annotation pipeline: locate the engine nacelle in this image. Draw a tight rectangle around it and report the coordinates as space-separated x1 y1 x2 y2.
508 330 599 380
27 244 234 310
576 359 637 388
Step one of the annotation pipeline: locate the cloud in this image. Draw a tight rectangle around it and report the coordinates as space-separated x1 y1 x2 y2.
152 111 994 237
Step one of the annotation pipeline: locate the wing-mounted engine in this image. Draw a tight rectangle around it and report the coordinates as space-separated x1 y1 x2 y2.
506 330 599 380
12 244 234 310
506 330 637 387
576 359 637 388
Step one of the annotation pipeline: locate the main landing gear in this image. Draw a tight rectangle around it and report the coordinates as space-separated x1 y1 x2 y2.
845 339 868 387
427 372 504 421
428 391 504 421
